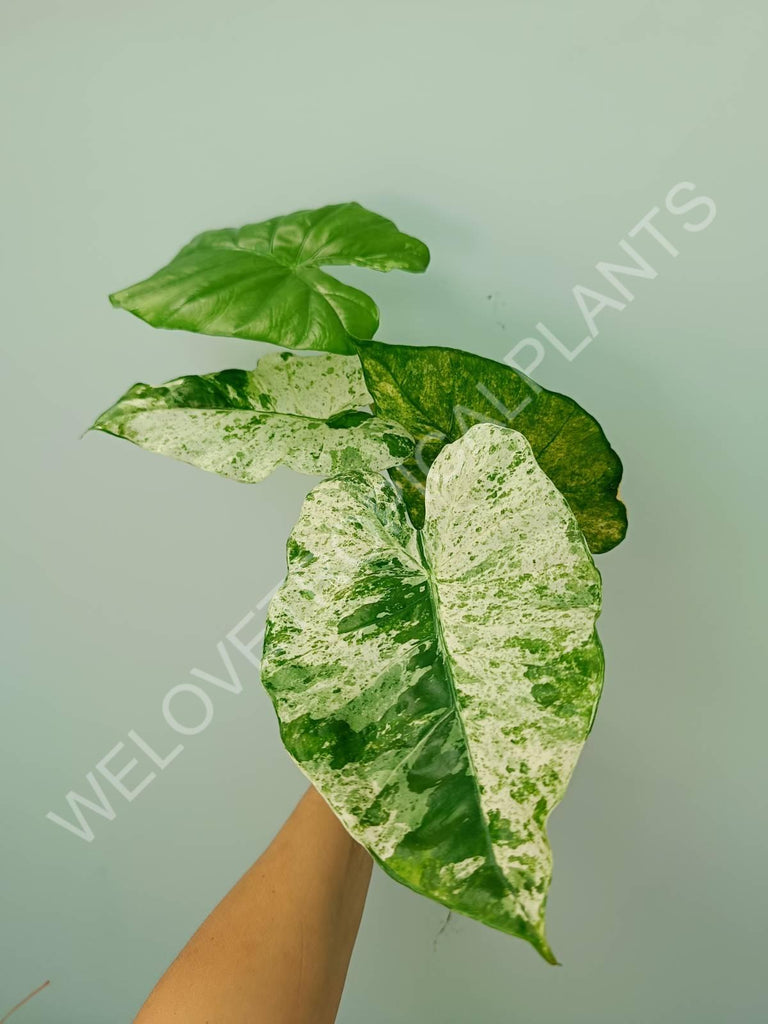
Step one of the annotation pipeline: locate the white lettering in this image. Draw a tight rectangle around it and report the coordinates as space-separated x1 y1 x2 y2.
128 729 184 770
46 773 117 842
504 337 545 375
628 206 680 256
190 641 243 694
162 684 214 736
96 741 156 802
665 181 717 232
227 612 262 668
596 240 658 301
573 286 626 338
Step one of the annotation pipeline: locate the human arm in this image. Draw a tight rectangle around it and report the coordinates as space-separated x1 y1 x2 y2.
134 786 372 1024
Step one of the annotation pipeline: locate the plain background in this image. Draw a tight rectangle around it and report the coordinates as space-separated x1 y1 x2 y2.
2 1 767 1021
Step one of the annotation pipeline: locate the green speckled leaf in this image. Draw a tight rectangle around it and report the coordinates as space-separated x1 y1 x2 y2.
90 352 413 482
355 339 626 553
109 203 430 353
262 423 604 962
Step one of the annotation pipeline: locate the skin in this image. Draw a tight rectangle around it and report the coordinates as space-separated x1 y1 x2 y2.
134 787 373 1024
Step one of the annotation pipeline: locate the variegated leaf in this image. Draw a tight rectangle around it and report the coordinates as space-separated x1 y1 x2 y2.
90 352 413 482
262 423 604 962
355 338 627 553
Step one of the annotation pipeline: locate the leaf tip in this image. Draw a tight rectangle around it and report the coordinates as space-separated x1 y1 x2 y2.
410 238 431 273
531 929 559 965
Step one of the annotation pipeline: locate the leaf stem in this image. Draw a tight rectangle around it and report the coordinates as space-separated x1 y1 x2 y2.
0 980 50 1022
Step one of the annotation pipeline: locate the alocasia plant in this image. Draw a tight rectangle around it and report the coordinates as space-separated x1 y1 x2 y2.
94 202 627 961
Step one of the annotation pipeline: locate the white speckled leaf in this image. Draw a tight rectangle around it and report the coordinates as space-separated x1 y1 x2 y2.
262 423 604 962
90 352 413 482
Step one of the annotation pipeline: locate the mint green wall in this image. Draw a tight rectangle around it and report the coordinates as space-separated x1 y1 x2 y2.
2 2 766 1020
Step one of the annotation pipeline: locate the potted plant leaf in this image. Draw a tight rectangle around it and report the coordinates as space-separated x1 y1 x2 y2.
92 202 626 963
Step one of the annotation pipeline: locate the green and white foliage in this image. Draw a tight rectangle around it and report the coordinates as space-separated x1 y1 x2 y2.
109 203 430 353
262 424 604 962
95 202 626 958
355 339 627 553
91 352 414 483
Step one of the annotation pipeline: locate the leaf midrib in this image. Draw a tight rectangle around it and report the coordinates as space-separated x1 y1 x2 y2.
112 402 373 426
414 529 510 892
149 248 364 342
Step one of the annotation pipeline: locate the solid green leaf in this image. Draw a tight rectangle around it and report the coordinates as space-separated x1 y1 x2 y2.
262 423 604 962
90 352 413 482
355 339 626 553
109 203 430 353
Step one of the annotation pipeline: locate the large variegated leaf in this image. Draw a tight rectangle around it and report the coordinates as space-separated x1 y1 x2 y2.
109 203 430 353
355 338 626 553
90 353 413 482
262 423 604 962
